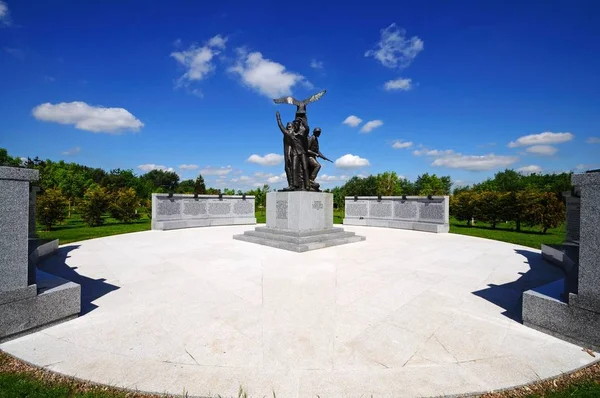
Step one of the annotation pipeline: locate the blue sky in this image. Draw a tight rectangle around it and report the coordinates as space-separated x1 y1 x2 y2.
1 0 599 190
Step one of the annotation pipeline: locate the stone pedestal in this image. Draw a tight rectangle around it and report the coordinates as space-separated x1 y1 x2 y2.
233 191 365 252
0 166 80 342
523 171 600 350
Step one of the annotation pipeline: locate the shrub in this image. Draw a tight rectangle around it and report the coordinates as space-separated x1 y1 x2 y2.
450 192 478 226
80 185 110 227
522 191 565 234
109 188 140 223
36 188 68 231
476 191 505 229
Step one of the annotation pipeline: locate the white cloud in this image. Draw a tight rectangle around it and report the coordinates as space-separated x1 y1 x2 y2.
32 101 143 134
508 132 574 147
517 165 542 175
228 50 306 98
525 145 558 156
360 120 383 133
170 35 227 85
431 153 519 171
316 174 349 182
384 78 412 91
413 148 455 156
415 147 518 171
576 163 600 171
200 166 233 176
586 137 600 144
335 154 370 169
391 140 413 149
365 23 424 69
247 153 284 166
61 146 81 156
267 173 287 184
138 164 175 173
179 164 199 170
207 35 227 49
310 59 323 69
342 115 362 127
0 1 11 26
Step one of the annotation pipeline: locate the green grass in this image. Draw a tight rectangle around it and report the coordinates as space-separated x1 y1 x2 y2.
449 216 565 249
39 210 564 250
37 213 151 245
0 373 129 398
527 380 600 398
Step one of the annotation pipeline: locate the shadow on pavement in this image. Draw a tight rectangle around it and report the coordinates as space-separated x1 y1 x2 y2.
38 245 120 316
471 249 564 323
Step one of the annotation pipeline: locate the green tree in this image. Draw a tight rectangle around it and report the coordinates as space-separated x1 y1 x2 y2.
194 175 206 194
139 169 180 196
56 166 91 217
0 148 23 167
109 188 140 223
36 188 68 231
176 179 195 193
450 191 478 226
476 191 505 229
494 169 524 192
538 192 566 234
376 172 402 196
414 173 451 195
80 185 111 227
514 188 540 232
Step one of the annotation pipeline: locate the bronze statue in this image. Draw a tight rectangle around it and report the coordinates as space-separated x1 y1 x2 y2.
273 90 326 128
276 112 310 190
282 121 294 190
273 90 328 191
307 127 332 191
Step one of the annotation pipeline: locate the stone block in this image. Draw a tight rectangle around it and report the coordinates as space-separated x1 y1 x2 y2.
233 228 366 253
0 167 38 294
570 172 600 313
266 191 333 232
523 280 600 351
0 270 81 342
236 192 365 252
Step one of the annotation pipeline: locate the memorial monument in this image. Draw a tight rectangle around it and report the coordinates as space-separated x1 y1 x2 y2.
234 90 365 252
0 166 80 342
522 170 600 350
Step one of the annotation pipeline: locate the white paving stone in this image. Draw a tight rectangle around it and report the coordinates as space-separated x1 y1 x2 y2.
1 225 598 397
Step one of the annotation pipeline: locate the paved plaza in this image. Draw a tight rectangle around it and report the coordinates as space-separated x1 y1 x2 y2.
1 225 597 397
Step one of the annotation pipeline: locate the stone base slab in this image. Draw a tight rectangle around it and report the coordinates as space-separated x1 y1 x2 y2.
522 279 600 351
152 217 256 231
343 218 449 233
233 227 366 252
0 270 81 343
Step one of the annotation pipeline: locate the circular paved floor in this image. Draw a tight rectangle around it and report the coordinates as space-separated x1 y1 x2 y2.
1 225 597 397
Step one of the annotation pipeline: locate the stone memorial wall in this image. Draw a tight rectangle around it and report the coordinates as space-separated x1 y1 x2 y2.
151 193 256 231
343 196 449 233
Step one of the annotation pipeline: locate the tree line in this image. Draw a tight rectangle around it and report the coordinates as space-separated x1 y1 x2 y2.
450 169 571 233
1 148 571 232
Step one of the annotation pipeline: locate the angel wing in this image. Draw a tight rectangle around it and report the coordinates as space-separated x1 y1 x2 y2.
301 90 326 105
273 96 302 106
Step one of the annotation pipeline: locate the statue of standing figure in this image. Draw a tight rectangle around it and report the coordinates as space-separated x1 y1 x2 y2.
273 90 332 191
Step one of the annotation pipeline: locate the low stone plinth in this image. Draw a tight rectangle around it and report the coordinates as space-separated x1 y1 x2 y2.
151 194 256 231
343 196 449 233
234 191 365 252
0 270 81 343
234 226 365 252
523 280 600 351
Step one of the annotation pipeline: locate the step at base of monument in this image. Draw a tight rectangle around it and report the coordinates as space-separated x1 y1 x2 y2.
233 227 366 252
